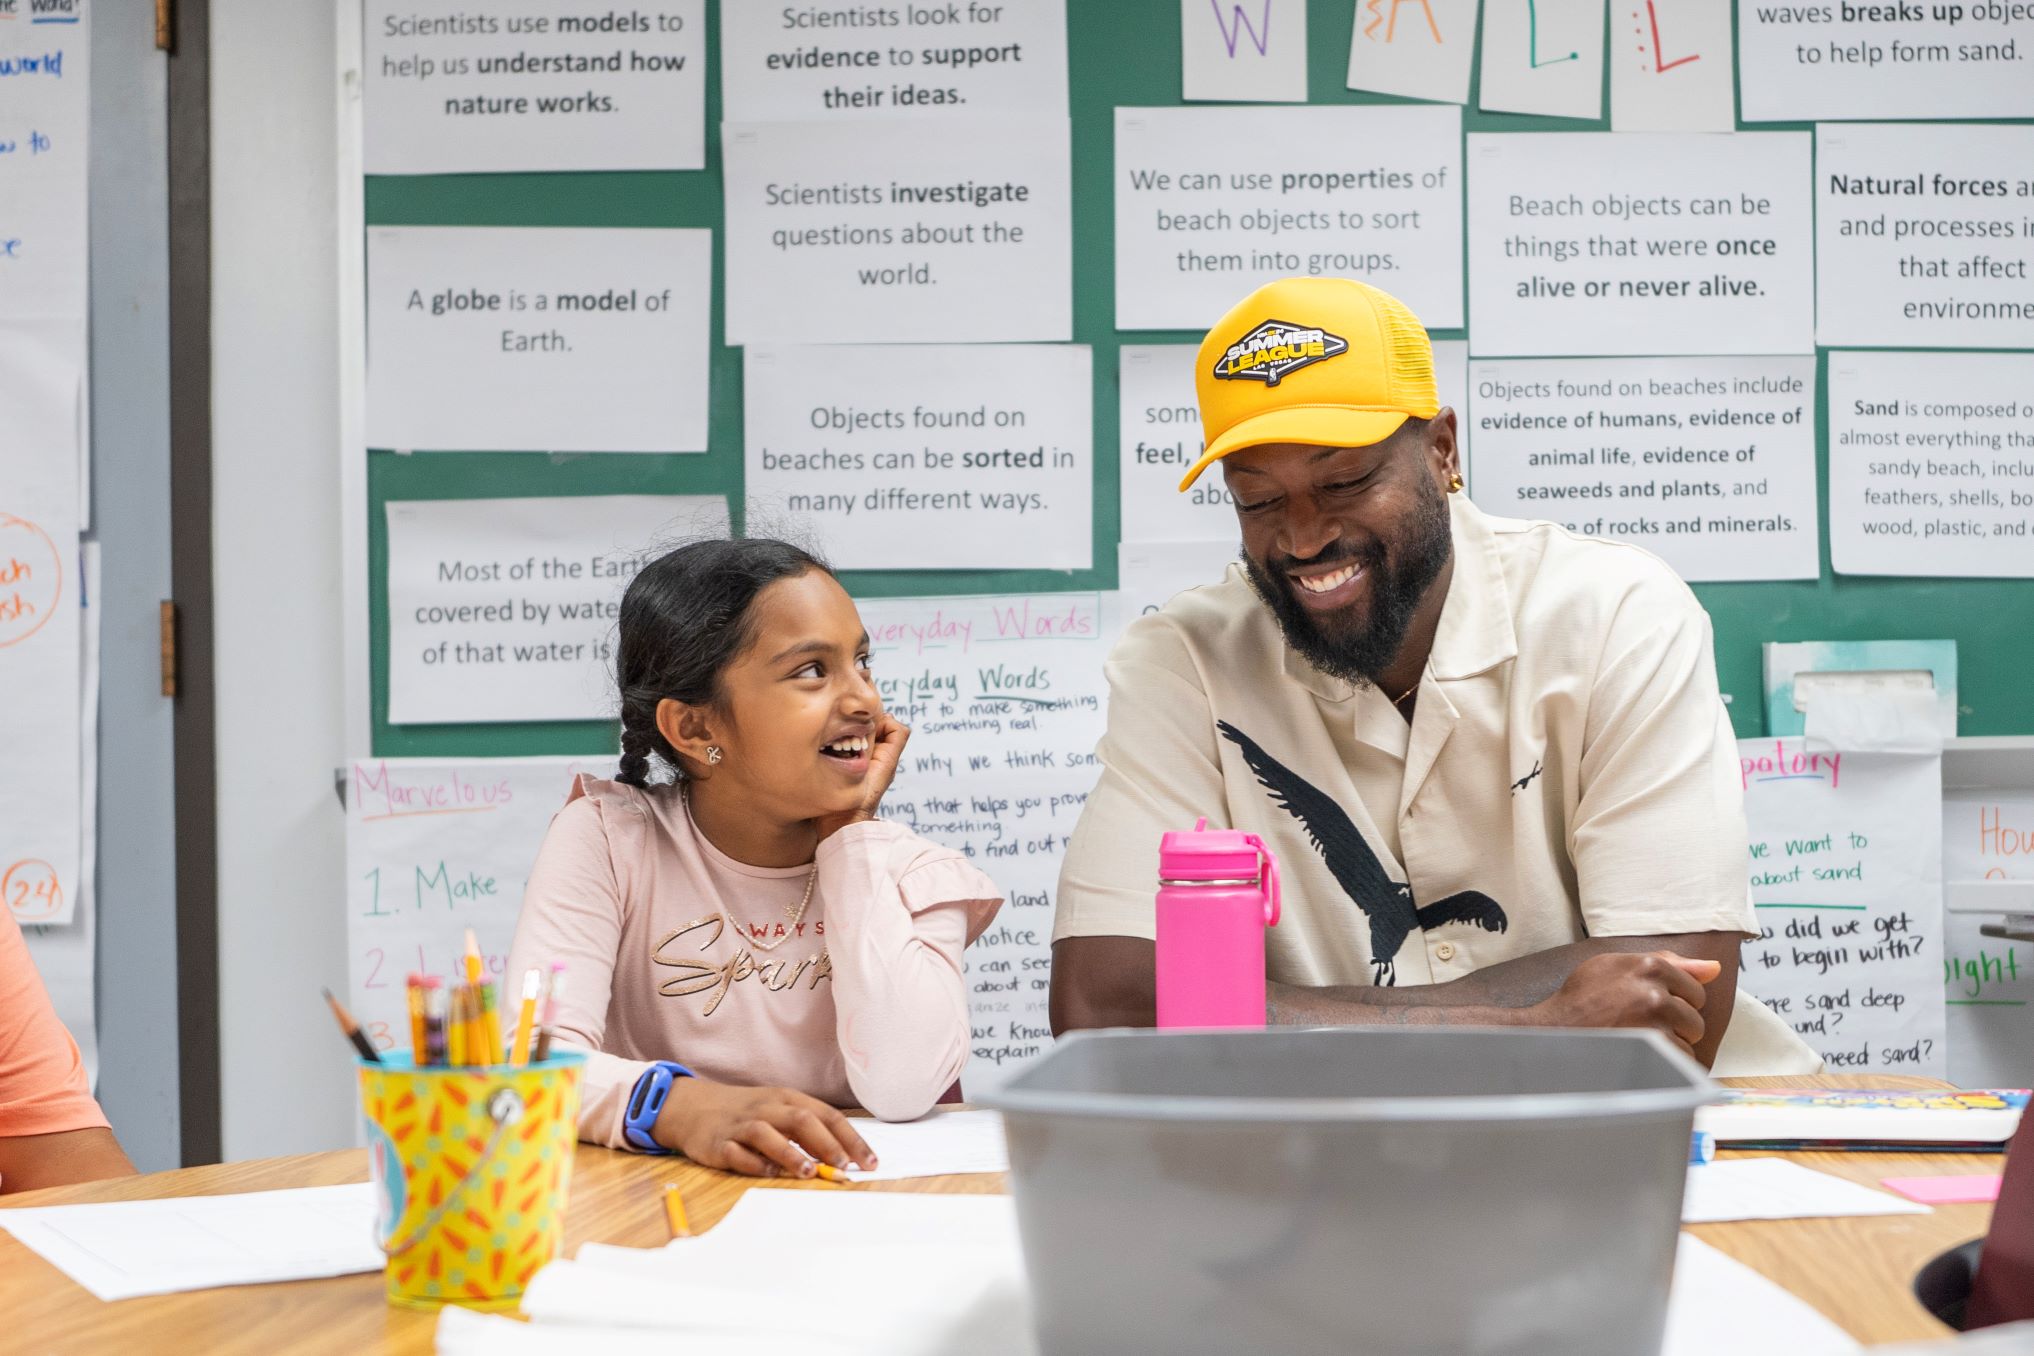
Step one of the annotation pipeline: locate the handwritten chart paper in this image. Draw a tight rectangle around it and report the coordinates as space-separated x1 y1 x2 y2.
1478 0 1604 118
1942 796 2034 1088
719 0 1066 121
0 324 80 927
362 0 705 173
345 757 599 1056
386 494 727 725
1739 0 2034 121
1466 356 1818 581
1467 133 1814 357
1814 125 2034 350
1347 0 1477 103
720 117 1071 345
1182 0 1308 103
1738 739 1947 1076
855 592 1114 1088
1827 351 2034 577
1609 0 1735 131
745 344 1091 571
1115 104 1464 331
365 226 712 454
0 0 89 322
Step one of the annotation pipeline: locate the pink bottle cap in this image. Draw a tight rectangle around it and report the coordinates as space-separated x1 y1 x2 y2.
1157 818 1281 924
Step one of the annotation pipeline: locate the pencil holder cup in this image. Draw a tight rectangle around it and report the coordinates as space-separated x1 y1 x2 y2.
357 1051 585 1311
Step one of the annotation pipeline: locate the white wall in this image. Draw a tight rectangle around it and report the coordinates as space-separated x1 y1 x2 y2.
210 0 355 1159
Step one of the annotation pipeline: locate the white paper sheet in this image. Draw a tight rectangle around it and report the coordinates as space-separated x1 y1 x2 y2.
1119 539 1243 622
362 0 706 173
1827 351 2034 577
1346 0 1477 103
1114 104 1464 332
1680 1158 1931 1223
1464 355 1819 582
1738 0 2034 122
0 323 81 927
844 1109 1009 1180
1942 795 2034 1090
1477 0 1603 118
365 225 712 453
0 1184 383 1301
852 592 1113 1087
1815 126 2034 350
1660 1236 1861 1356
1467 133 1814 358
22 538 97 1080
1609 0 1735 131
384 494 728 725
1182 0 1309 102
1737 738 1947 1076
1802 689 1945 754
520 1192 1031 1353
345 756 605 1056
1118 339 1467 544
744 344 1092 571
0 0 90 322
720 117 1071 346
719 0 1067 122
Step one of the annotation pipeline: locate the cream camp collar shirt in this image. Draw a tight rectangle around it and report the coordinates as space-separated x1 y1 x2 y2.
1055 497 1818 1075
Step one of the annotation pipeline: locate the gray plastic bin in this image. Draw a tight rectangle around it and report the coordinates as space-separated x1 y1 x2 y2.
978 1026 1716 1356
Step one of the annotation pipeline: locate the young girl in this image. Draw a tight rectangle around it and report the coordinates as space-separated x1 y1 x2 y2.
507 539 1003 1178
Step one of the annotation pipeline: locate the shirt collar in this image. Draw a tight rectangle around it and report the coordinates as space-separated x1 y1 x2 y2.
1275 494 1518 698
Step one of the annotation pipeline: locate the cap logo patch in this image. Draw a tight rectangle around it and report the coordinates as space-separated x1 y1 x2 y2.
1212 319 1349 388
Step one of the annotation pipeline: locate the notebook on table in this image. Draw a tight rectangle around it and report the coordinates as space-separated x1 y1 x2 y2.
1694 1088 2029 1150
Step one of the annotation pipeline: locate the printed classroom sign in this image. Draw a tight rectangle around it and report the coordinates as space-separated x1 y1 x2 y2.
1738 0 2034 121
720 117 1072 345
744 343 1092 571
1466 132 1814 357
718 0 1067 121
345 758 598 1057
853 592 1115 1089
1114 104 1465 332
1814 125 2034 350
1827 351 2034 577
365 226 713 453
363 0 707 172
1737 738 1947 1076
385 494 730 725
1465 355 1819 581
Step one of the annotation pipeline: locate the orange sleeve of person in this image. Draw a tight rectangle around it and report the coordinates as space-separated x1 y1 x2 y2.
0 909 110 1138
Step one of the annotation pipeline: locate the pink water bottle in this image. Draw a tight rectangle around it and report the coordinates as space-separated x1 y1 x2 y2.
1155 818 1281 1028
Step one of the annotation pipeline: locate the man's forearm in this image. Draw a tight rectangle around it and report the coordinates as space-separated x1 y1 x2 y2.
1266 982 1535 1028
1273 937 1645 1018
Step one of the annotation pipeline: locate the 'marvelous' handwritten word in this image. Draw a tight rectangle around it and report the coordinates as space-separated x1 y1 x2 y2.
352 760 514 819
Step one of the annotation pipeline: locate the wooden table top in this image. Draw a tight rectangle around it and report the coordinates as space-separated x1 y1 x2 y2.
0 1075 1996 1354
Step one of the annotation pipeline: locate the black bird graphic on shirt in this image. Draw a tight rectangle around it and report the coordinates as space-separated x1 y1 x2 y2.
1218 720 1510 986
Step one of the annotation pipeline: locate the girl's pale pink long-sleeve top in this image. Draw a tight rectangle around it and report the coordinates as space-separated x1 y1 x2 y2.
507 775 1003 1148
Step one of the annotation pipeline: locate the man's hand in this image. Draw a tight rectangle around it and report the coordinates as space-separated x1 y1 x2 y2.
1529 951 1721 1055
654 1077 877 1178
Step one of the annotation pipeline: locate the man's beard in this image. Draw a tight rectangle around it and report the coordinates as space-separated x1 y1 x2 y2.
1243 473 1454 688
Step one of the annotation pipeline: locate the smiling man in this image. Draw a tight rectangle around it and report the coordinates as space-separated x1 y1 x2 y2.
1050 277 1817 1073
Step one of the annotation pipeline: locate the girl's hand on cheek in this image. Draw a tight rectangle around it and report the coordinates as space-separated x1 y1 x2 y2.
815 715 910 841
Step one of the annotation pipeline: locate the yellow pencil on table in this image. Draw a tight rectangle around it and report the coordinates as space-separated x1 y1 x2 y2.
662 1183 691 1239
510 967 541 1067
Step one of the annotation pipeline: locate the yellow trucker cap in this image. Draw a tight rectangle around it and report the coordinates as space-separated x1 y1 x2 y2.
1180 276 1440 490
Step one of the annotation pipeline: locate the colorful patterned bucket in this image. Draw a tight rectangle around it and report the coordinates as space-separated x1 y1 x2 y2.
357 1051 585 1311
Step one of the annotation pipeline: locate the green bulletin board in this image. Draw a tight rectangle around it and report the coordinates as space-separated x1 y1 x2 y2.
364 0 2034 759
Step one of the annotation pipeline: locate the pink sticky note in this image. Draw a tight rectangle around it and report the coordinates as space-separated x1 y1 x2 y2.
1881 1174 2003 1205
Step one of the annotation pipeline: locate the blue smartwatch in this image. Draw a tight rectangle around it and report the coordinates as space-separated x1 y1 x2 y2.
623 1060 695 1154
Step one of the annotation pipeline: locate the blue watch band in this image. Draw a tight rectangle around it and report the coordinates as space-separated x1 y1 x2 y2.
623 1060 695 1154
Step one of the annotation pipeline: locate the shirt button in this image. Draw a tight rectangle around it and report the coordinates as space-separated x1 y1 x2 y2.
1435 942 1457 962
